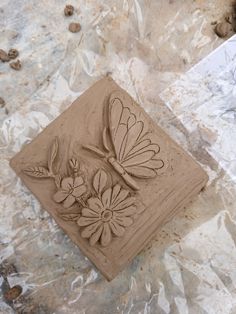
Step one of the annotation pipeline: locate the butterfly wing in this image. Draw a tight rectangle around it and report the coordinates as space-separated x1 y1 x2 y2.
109 96 139 162
109 93 164 179
122 152 164 178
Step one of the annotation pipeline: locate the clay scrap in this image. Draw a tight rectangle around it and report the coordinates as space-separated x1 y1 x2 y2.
10 77 208 280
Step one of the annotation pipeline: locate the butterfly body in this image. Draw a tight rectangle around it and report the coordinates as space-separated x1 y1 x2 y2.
108 156 140 190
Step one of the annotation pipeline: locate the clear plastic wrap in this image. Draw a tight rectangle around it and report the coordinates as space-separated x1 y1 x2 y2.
0 0 235 313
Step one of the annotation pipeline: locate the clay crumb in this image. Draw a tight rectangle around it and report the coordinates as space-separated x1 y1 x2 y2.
4 285 22 301
69 22 81 33
8 48 19 60
225 12 233 24
64 4 74 16
211 21 217 25
214 22 231 38
0 97 5 108
0 49 10 62
9 59 22 71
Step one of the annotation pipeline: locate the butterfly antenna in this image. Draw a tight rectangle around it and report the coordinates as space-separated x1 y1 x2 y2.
82 144 106 158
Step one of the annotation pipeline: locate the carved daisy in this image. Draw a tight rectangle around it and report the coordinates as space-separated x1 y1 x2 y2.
53 176 86 208
77 184 136 246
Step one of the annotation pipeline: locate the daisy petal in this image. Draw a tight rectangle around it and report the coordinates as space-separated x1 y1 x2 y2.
77 216 99 226
81 221 101 238
63 194 75 208
82 207 99 218
113 206 136 216
74 176 83 187
112 197 136 211
102 188 112 208
53 190 68 203
89 224 104 246
87 197 104 213
72 185 86 198
101 222 111 246
111 184 121 203
114 216 133 227
61 177 74 190
111 189 129 208
109 221 125 237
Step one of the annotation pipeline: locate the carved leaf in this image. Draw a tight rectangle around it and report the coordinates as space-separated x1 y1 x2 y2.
102 127 110 151
93 169 107 195
60 213 80 221
24 166 50 178
55 174 62 189
48 137 59 173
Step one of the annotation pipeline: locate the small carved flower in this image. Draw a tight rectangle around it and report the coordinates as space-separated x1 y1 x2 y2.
53 176 86 208
69 157 79 170
77 184 136 246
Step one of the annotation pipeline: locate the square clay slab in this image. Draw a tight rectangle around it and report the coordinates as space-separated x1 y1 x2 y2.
10 77 208 280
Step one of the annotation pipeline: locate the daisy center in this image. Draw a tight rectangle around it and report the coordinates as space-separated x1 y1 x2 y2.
101 210 113 222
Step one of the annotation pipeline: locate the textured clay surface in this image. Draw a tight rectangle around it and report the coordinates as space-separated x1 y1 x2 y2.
10 77 208 280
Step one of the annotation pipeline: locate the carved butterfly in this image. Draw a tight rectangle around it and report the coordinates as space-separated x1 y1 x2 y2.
84 92 164 190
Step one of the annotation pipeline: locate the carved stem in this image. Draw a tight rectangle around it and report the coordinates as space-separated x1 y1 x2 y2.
76 197 87 208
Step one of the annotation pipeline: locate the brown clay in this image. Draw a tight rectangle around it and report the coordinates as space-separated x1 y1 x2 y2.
8 48 19 59
9 59 21 70
214 22 231 38
0 49 10 62
68 22 81 33
0 97 5 108
4 285 22 301
10 77 208 280
64 4 74 16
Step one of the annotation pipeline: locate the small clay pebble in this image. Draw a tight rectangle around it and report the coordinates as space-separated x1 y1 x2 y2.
69 22 81 33
0 97 5 108
9 59 22 71
214 22 231 38
4 285 22 301
0 49 10 62
64 4 74 16
8 48 19 60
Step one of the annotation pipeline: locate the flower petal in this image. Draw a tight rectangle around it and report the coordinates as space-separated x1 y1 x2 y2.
89 224 104 246
111 189 129 208
63 194 75 208
74 176 83 187
61 177 74 190
101 222 111 246
87 197 104 213
77 216 99 226
113 216 133 227
82 207 99 218
102 188 112 208
109 220 125 237
72 185 86 198
53 190 68 203
111 184 121 203
81 221 101 238
113 206 136 216
112 197 136 211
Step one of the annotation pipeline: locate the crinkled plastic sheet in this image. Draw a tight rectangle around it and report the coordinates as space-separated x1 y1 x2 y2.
0 0 236 313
